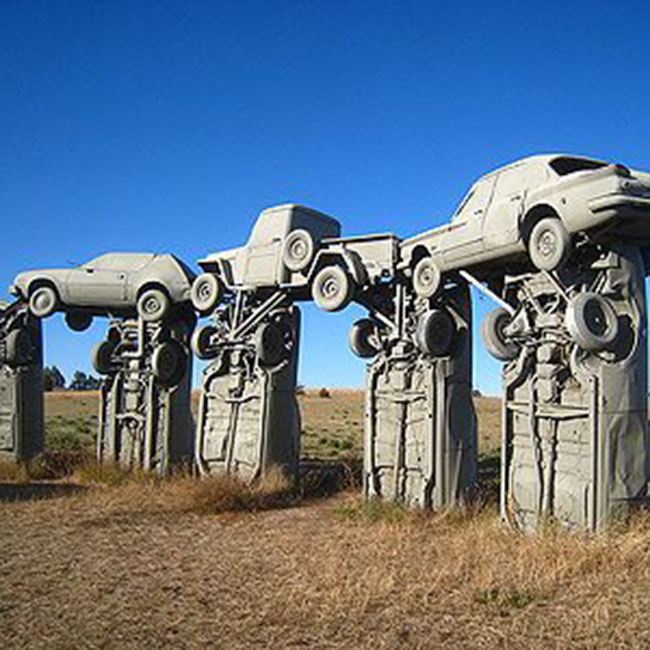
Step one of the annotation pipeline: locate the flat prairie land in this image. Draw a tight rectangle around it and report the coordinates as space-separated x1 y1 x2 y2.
2 391 649 648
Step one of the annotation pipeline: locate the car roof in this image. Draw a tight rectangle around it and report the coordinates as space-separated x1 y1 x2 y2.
477 153 610 181
83 252 157 269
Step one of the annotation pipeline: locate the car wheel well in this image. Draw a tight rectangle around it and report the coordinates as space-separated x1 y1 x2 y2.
521 205 561 244
28 278 59 298
137 282 171 299
310 253 346 278
409 245 430 269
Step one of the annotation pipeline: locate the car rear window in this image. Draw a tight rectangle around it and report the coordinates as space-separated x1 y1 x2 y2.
550 157 607 176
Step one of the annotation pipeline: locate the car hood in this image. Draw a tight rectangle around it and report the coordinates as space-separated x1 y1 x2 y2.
198 246 245 269
11 269 70 296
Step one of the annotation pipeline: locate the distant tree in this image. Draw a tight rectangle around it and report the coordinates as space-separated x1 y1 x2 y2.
43 366 66 392
69 370 101 391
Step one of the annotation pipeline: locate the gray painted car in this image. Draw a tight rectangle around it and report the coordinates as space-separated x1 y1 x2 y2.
191 204 342 313
401 154 650 297
10 253 196 329
192 203 400 319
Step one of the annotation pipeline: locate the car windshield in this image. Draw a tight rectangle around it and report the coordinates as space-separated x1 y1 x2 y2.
549 157 607 176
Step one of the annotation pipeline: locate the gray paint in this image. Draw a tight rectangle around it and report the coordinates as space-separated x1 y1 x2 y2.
11 252 195 318
401 155 650 273
195 306 301 481
362 283 477 508
499 243 648 532
0 303 44 462
96 315 194 474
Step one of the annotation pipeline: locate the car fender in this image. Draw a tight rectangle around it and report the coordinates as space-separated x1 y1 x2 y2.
309 249 368 287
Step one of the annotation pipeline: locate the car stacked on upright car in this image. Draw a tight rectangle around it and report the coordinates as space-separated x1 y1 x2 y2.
10 253 196 331
401 154 650 298
398 154 650 360
189 203 399 361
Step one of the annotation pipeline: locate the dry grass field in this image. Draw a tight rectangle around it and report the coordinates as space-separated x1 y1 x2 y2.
1 391 649 647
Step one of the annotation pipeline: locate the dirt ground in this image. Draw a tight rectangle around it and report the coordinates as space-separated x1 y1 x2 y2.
3 391 647 648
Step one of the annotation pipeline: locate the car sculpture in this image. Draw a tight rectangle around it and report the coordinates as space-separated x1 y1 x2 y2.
189 204 399 361
10 253 196 330
401 154 650 299
191 204 342 313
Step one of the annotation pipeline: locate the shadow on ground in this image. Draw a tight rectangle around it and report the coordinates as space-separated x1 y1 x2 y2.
476 451 500 504
0 483 87 503
298 458 363 500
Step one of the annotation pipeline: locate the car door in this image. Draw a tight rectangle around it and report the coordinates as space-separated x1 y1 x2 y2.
483 167 527 251
242 212 288 287
66 256 128 306
485 163 551 254
440 177 496 267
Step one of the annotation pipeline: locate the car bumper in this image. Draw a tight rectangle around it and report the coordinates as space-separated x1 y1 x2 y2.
589 193 650 214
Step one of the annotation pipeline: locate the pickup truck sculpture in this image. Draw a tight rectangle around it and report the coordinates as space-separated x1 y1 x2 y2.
192 204 398 315
401 154 650 298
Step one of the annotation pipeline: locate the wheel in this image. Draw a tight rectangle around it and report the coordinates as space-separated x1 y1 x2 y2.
415 309 456 357
191 273 223 314
412 257 442 299
255 322 287 367
282 229 315 272
565 292 619 352
29 285 58 318
152 340 187 386
191 324 219 360
5 329 34 366
312 265 354 312
91 341 116 375
528 218 570 271
481 308 521 361
65 311 93 332
137 287 171 322
349 319 381 358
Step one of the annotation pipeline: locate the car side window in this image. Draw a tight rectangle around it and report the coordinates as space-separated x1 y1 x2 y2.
494 164 549 200
454 178 495 220
494 169 522 198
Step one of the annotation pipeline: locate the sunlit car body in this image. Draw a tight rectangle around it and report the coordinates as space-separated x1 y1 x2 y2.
197 204 341 290
10 253 196 322
401 154 650 275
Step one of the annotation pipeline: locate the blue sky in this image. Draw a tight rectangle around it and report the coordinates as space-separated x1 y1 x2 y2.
2 0 650 395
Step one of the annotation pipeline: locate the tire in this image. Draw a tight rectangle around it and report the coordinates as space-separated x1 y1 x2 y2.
137 287 171 322
191 273 223 314
91 341 116 375
5 329 34 366
413 257 442 299
152 340 187 386
65 311 93 332
312 265 354 312
29 285 58 318
282 229 315 272
349 319 381 358
191 324 219 360
565 292 619 352
255 322 286 367
415 309 456 357
481 308 521 362
528 217 570 271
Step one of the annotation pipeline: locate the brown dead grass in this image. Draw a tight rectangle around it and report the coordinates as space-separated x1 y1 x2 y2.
1 484 650 647
12 391 648 646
